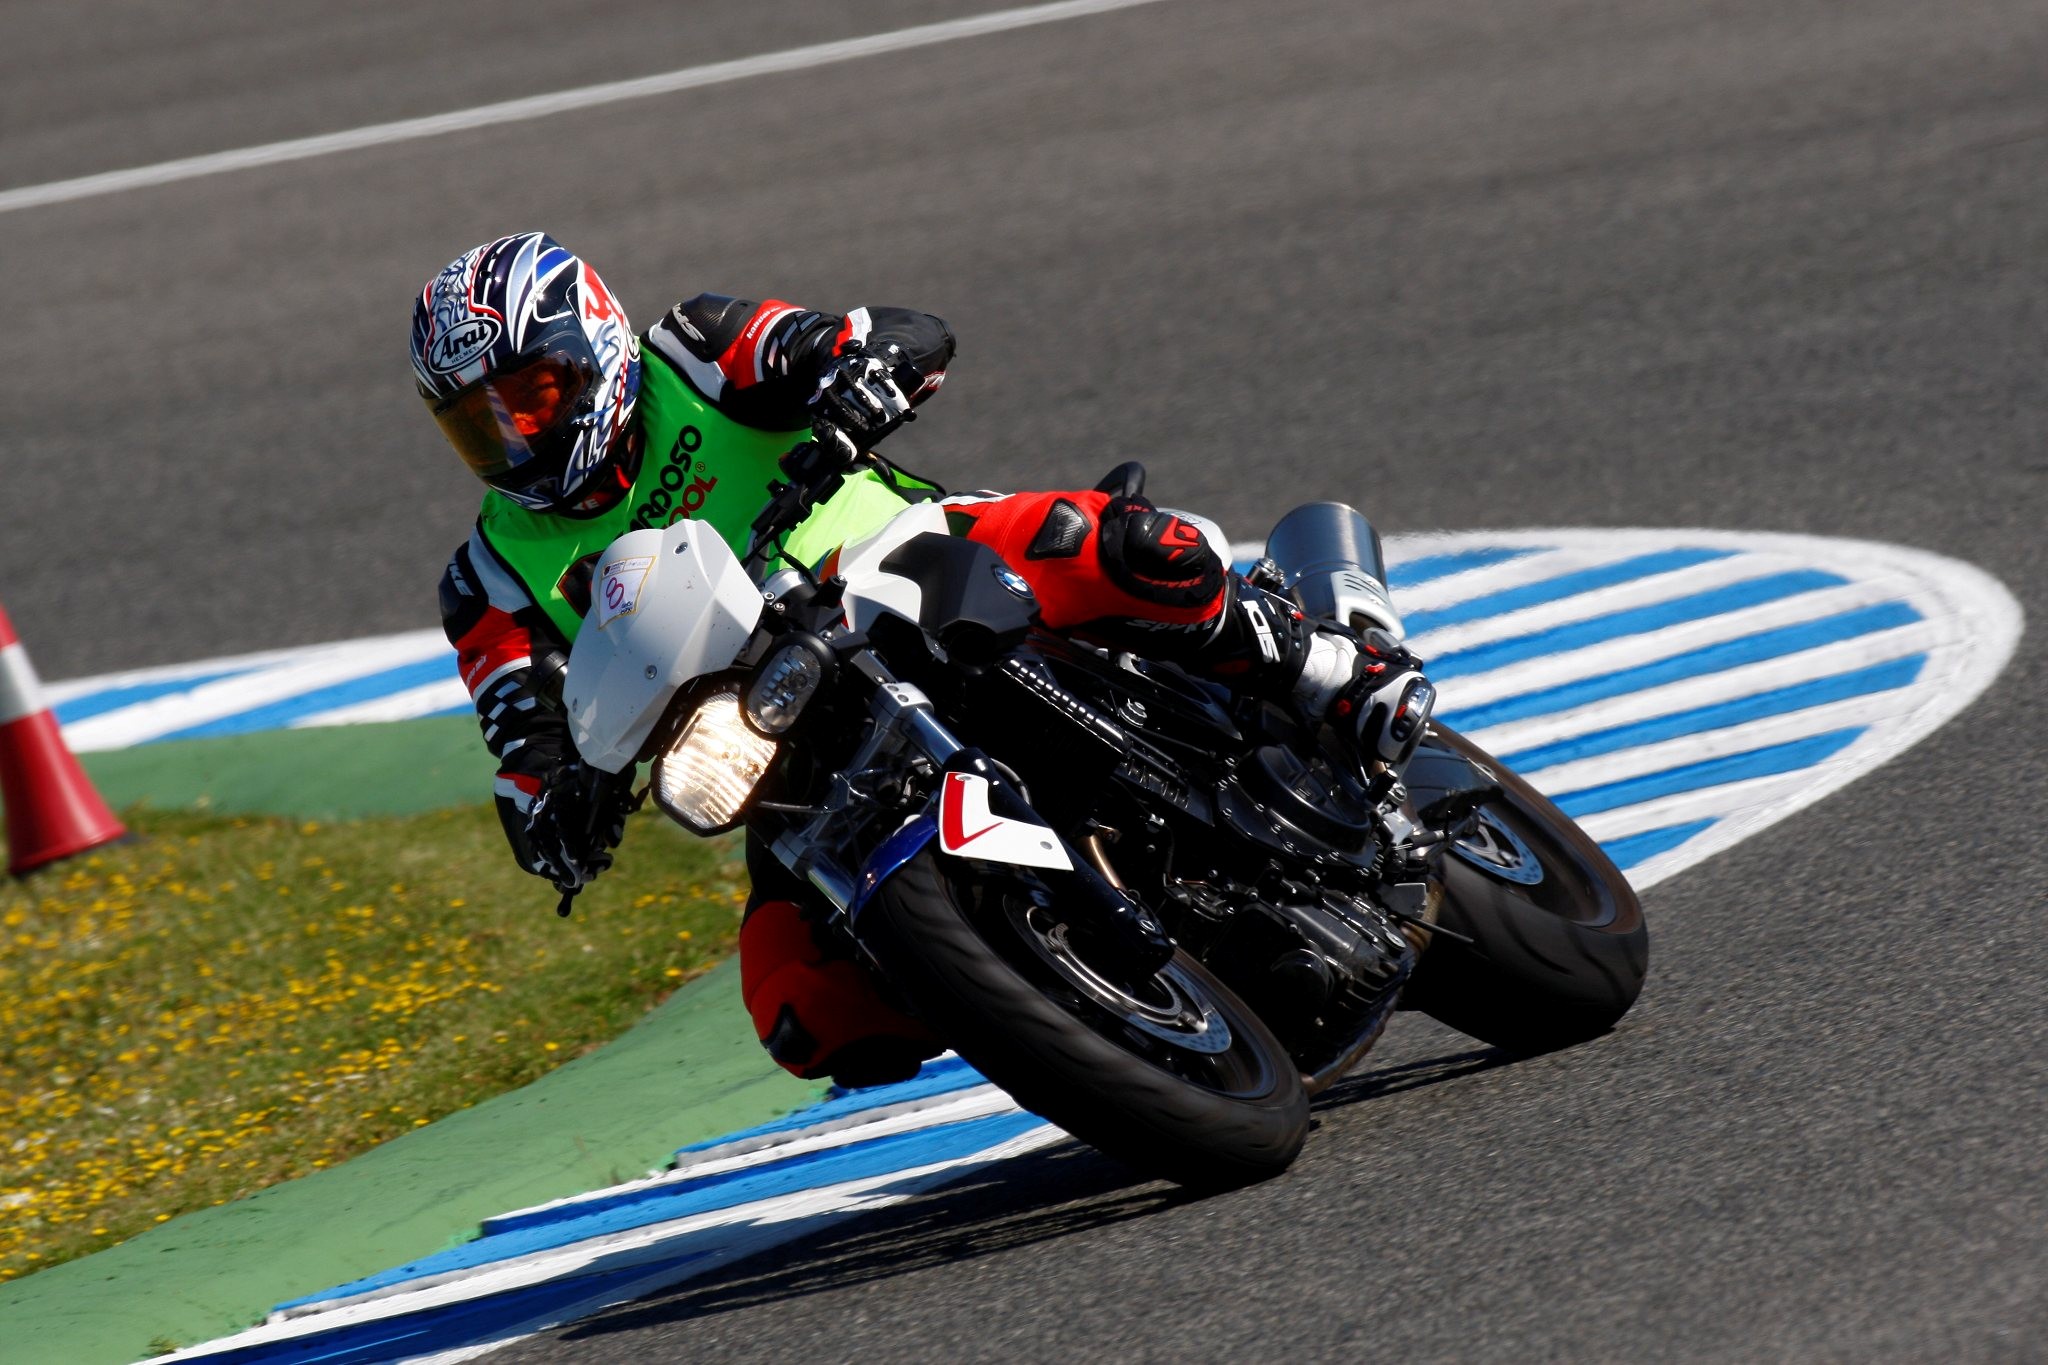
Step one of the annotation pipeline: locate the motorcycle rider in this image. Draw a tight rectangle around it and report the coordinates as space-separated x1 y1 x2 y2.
420 232 1427 1087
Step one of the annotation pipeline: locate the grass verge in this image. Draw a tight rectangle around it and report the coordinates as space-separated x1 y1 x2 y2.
0 803 748 1285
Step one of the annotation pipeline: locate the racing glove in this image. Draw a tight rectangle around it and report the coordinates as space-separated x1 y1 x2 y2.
516 754 627 891
811 341 918 451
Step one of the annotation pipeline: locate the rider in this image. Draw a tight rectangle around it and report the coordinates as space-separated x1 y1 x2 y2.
419 232 1426 1087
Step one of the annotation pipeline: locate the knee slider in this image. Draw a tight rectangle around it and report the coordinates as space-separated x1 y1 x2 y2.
1100 500 1226 610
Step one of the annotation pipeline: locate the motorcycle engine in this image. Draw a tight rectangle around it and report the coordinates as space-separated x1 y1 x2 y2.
1178 874 1413 1071
1215 744 1379 859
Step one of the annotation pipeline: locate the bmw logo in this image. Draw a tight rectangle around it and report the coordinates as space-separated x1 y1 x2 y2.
993 564 1035 598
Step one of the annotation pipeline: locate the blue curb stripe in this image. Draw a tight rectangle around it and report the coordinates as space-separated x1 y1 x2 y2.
150 656 458 742
1387 545 1540 588
1428 569 1849 681
200 1252 713 1365
1230 546 1542 589
1551 728 1866 819
279 1110 1044 1310
1598 819 1718 870
672 1054 988 1157
1434 600 1924 732
51 666 260 725
1402 548 1734 636
1498 654 1927 773
242 1117 1050 1362
491 1063 992 1237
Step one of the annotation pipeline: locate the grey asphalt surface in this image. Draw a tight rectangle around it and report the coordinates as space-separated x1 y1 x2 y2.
5 0 2045 1360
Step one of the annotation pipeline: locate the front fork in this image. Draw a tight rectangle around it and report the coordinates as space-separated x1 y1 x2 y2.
762 657 1174 976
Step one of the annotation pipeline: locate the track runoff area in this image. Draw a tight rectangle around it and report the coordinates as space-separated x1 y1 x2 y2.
54 524 2015 1363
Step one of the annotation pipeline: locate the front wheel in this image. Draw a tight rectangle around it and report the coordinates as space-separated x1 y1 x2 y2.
1400 725 1649 1053
860 849 1307 1189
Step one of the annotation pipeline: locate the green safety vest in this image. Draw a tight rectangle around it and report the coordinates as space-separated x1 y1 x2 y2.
477 350 931 640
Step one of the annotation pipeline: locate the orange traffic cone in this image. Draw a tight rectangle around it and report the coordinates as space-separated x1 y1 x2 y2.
0 602 126 875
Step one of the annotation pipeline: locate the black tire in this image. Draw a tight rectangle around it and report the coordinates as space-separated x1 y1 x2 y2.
1401 728 1649 1054
860 849 1308 1189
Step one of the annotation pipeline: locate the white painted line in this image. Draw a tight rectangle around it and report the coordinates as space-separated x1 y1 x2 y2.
291 676 469 728
1519 687 1921 794
165 1124 1067 1363
1457 622 1931 758
1405 528 2023 891
1404 550 1807 658
61 634 452 751
1573 769 1819 844
1391 547 1608 613
40 631 444 706
0 0 1173 217
485 1083 1017 1231
1434 579 1903 712
410 1128 1070 1365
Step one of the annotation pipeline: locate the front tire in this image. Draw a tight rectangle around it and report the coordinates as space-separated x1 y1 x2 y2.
860 849 1308 1189
1401 728 1649 1053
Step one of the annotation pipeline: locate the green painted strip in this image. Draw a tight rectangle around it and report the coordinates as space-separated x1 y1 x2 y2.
75 716 493 821
0 958 821 1363
0 718 814 1360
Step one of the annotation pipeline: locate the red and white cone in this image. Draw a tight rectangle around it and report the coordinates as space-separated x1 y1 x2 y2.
0 603 126 875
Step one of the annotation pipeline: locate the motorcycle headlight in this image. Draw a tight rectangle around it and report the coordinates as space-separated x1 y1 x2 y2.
744 637 830 736
653 689 777 834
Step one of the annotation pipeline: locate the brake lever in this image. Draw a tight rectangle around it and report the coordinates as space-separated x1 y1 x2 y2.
745 422 867 570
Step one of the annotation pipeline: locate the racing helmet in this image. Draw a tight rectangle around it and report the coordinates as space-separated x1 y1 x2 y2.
411 233 642 514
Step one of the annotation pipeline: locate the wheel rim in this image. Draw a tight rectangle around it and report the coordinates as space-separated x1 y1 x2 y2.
1019 903 1234 1054
1443 802 1619 928
1450 809 1546 886
995 892 1280 1098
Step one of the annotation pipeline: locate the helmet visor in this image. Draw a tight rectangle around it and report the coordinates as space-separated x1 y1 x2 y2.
430 350 594 482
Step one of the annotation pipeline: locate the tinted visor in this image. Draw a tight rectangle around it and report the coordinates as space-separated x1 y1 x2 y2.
430 346 595 482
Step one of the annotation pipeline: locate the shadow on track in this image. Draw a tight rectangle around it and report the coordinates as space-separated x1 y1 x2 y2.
550 1140 1170 1344
1312 1043 1519 1112
547 1044 1515 1348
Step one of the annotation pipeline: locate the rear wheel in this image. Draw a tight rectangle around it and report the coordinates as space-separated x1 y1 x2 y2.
1401 728 1649 1053
861 849 1308 1189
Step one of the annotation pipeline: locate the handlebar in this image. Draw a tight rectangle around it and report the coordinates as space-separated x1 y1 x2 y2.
747 340 926 570
744 418 870 572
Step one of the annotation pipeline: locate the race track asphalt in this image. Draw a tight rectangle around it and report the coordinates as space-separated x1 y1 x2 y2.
4 0 2045 1359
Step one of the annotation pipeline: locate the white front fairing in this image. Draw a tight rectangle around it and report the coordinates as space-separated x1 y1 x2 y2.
832 501 952 634
565 520 764 772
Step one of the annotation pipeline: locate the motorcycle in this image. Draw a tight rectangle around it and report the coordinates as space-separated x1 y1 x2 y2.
555 427 1647 1189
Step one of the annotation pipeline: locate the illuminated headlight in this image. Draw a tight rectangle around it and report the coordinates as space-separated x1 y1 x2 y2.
653 690 777 833
744 639 828 735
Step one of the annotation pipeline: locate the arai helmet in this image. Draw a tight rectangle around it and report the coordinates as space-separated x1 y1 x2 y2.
411 233 641 514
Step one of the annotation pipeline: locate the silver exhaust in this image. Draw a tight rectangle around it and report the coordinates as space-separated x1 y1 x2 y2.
1262 502 1405 640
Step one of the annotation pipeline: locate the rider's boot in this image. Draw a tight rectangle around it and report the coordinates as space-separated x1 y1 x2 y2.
1195 580 1434 770
1291 625 1436 770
